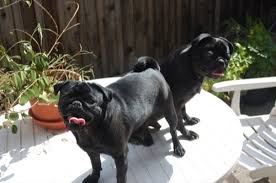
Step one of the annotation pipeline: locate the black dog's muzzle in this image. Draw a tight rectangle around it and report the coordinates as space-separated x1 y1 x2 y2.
217 57 227 69
70 100 82 109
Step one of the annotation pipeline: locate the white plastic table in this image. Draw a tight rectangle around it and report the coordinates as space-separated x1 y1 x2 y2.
0 77 243 183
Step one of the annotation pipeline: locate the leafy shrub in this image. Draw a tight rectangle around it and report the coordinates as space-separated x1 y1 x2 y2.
226 17 276 78
0 1 93 132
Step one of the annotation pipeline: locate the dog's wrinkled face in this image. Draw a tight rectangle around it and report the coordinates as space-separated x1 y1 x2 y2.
54 81 112 131
185 33 233 79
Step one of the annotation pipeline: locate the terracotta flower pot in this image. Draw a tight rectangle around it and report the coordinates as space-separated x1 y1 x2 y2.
30 101 62 122
29 101 66 130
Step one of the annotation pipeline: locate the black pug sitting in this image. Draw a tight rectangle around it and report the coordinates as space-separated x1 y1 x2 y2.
139 33 233 140
54 59 185 183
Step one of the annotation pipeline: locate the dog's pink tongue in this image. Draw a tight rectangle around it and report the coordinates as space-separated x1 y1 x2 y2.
69 117 86 126
212 71 224 77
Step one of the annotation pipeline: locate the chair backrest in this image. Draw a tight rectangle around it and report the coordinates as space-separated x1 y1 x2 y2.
212 77 276 181
212 77 276 116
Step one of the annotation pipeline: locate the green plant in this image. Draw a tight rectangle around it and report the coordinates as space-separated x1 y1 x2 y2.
1 42 85 104
226 17 276 78
0 1 93 132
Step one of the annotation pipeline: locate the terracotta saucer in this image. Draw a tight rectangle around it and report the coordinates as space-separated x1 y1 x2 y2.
29 110 66 130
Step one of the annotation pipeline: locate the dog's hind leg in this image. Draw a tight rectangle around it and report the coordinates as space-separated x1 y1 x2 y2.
182 105 200 126
143 128 154 146
114 148 129 183
164 95 185 157
148 120 161 132
83 152 102 183
129 123 154 146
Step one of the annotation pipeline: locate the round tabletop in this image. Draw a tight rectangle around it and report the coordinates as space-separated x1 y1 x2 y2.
0 77 243 183
89 77 244 183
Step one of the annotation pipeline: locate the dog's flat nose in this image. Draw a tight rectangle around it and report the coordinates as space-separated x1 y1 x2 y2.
218 58 226 67
72 101 82 108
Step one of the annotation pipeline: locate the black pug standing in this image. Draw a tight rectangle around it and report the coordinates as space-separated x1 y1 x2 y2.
54 59 185 183
140 33 233 140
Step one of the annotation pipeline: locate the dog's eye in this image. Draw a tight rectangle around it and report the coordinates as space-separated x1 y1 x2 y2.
87 98 96 104
206 51 213 56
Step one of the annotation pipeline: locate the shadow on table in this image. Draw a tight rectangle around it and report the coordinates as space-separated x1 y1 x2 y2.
0 116 183 183
71 169 91 183
71 127 184 183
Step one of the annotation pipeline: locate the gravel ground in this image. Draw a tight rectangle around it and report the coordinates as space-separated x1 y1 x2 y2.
223 164 270 183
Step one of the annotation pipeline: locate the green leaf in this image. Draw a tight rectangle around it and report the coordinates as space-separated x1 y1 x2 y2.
2 55 20 70
37 78 45 88
21 112 28 118
0 125 2 130
12 124 18 134
12 74 22 89
28 88 37 97
7 112 19 121
22 42 35 62
47 94 59 103
35 53 49 71
5 113 9 120
24 0 32 7
38 92 49 103
12 75 19 89
31 85 41 98
37 23 43 44
30 70 37 80
42 76 49 86
19 71 27 84
19 94 30 105
11 55 21 60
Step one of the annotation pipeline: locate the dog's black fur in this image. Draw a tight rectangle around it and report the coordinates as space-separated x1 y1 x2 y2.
54 59 185 183
138 33 233 140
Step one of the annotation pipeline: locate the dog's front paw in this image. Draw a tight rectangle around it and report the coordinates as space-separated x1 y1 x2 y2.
182 130 199 140
174 145 185 157
83 173 100 183
143 133 154 146
185 117 200 126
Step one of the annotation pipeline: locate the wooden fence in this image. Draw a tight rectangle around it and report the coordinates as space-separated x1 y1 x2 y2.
0 0 276 77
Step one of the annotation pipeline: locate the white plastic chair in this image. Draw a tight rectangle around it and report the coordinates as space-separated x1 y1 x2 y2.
212 77 276 183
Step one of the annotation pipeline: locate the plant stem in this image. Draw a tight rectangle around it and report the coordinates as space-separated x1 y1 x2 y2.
5 40 29 54
13 29 41 51
10 78 40 109
47 2 79 56
0 0 22 10
33 0 58 35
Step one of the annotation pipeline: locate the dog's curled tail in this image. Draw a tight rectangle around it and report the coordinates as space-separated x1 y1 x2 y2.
133 56 160 72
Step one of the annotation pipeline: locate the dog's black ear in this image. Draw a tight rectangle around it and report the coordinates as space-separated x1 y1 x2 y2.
180 33 212 55
54 81 70 95
219 37 234 55
90 83 112 102
191 33 213 47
